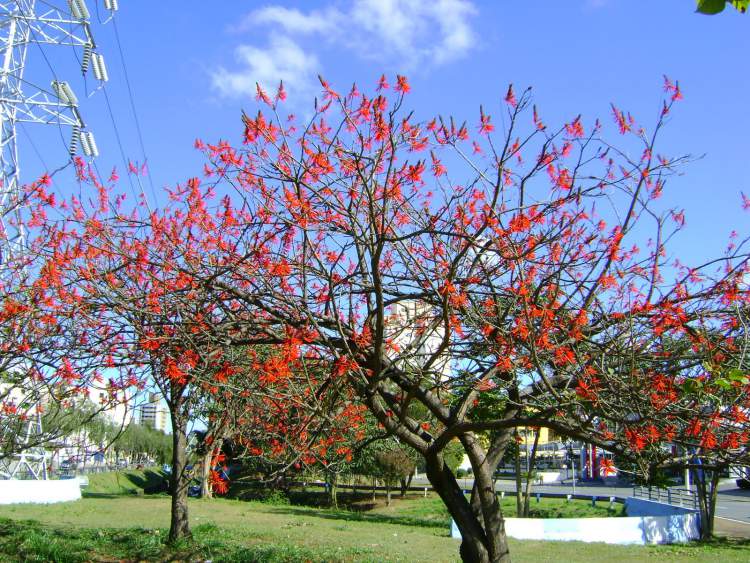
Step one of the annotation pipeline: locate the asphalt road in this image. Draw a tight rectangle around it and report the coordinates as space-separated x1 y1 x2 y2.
411 476 750 524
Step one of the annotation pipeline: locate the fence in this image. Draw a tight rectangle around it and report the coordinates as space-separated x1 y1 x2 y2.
296 480 627 507
632 485 698 510
55 462 157 479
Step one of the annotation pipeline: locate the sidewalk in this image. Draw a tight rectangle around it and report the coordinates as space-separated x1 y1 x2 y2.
715 517 750 539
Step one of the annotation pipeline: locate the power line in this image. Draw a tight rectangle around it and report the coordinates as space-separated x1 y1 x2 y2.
100 83 142 206
112 16 157 205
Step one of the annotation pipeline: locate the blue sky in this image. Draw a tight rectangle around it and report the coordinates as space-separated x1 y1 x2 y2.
17 0 749 266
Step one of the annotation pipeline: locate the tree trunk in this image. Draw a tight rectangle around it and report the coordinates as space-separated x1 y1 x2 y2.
328 471 339 508
425 450 510 563
695 463 721 540
400 473 413 497
386 484 392 506
514 431 522 517
200 447 213 499
168 412 191 543
522 429 540 517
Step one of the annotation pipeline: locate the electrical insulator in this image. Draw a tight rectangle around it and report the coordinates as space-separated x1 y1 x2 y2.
104 0 119 11
67 0 81 19
80 130 92 156
73 0 90 20
60 82 78 106
81 44 92 74
69 126 81 155
82 131 99 158
92 53 109 82
52 80 64 102
87 131 99 157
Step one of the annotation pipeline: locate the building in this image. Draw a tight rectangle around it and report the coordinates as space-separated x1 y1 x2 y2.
139 392 169 433
386 300 452 380
89 388 134 428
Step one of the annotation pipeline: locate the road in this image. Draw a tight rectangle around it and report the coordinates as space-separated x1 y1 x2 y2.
411 476 750 525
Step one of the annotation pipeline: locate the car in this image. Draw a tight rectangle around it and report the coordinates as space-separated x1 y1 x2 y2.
737 478 750 490
60 459 77 470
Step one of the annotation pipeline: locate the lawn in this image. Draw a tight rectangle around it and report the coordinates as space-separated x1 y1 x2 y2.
1 494 749 562
84 468 169 496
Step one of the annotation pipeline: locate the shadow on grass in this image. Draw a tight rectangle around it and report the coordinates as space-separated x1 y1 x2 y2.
0 517 375 563
81 492 127 499
123 469 169 494
264 504 449 530
649 536 750 553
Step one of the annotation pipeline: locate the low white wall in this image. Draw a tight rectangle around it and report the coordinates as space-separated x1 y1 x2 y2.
451 498 701 545
0 478 82 504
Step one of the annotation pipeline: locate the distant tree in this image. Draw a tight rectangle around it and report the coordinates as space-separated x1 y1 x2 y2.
374 448 416 506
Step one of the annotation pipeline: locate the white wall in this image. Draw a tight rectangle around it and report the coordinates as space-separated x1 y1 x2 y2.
0 479 81 504
450 498 701 545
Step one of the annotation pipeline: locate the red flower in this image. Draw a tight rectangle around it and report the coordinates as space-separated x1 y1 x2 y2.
504 84 517 108
395 75 410 94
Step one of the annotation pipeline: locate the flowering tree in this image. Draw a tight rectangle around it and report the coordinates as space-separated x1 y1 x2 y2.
590 301 750 538
16 74 747 559
0 175 134 472
165 75 747 561
224 348 367 508
18 165 246 541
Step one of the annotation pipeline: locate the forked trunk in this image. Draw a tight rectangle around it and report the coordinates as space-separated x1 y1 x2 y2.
425 452 510 563
400 473 413 497
694 465 721 540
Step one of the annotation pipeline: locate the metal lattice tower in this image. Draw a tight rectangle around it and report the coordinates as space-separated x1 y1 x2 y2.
1 0 109 264
0 0 114 480
0 412 49 479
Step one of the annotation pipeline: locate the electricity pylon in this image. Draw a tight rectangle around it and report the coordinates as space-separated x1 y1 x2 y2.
0 0 111 264
0 0 114 480
0 411 48 479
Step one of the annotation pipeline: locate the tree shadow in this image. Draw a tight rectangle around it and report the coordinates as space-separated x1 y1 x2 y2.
650 536 750 553
123 469 169 494
265 505 449 530
81 493 126 499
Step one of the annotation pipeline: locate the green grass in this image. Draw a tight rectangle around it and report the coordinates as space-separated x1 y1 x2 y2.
1 495 749 562
365 494 623 528
229 482 622 525
83 468 168 497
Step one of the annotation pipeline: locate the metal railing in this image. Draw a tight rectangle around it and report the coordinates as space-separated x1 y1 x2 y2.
295 480 627 506
632 485 698 510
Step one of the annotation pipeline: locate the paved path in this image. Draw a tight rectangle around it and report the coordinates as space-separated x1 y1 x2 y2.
714 483 750 525
715 517 750 539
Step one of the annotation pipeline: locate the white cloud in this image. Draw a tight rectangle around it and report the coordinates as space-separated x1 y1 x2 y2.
235 6 337 35
213 1 477 102
211 35 320 101
349 0 477 67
